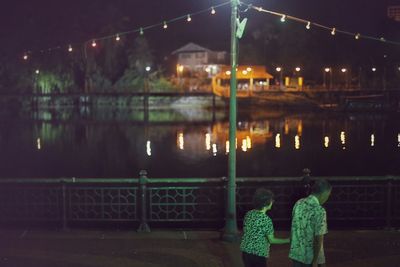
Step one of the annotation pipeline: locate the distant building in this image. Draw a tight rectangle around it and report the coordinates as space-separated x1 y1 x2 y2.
388 5 400 21
172 42 227 77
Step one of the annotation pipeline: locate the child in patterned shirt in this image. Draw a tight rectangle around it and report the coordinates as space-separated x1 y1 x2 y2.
240 188 290 267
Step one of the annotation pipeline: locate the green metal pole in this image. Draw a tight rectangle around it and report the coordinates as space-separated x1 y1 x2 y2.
222 0 239 242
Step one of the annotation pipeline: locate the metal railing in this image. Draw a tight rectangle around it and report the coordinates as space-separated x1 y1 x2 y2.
0 170 398 231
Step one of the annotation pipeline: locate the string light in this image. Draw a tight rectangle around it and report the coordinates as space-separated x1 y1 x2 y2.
68 45 73 52
115 34 121 41
372 67 377 72
306 21 311 30
140 28 144 35
250 4 400 46
163 21 168 29
211 6 216 15
23 54 28 60
187 14 192 22
91 40 97 47
35 69 40 74
355 33 360 40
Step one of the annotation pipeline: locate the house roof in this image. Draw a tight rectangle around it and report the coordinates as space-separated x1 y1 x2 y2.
172 42 212 55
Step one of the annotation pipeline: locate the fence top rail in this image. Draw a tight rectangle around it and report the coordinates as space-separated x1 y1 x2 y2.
0 176 398 184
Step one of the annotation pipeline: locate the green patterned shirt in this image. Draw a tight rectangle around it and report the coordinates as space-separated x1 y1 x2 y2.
240 209 274 257
289 195 328 264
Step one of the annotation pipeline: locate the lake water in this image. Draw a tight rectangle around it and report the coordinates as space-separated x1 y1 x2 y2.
0 108 399 178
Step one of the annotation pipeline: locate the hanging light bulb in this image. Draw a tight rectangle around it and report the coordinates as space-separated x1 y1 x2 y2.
91 40 97 47
331 28 336 35
23 53 28 60
163 21 168 29
280 15 286 22
306 21 311 30
115 34 120 41
211 6 216 15
35 69 40 75
187 14 192 22
355 33 360 40
140 28 144 35
68 45 73 52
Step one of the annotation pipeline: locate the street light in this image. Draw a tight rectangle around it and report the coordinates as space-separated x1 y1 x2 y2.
341 68 348 89
295 67 301 72
323 67 331 89
276 67 283 89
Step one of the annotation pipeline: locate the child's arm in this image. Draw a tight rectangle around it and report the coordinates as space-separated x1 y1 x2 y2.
267 234 290 244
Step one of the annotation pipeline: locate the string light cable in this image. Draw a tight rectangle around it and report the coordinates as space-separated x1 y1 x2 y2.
21 1 232 60
243 2 400 46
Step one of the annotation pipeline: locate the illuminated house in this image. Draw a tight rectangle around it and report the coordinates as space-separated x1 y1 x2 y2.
172 43 227 78
212 65 274 97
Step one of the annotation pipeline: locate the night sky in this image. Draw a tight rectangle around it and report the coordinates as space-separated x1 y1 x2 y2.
0 0 398 59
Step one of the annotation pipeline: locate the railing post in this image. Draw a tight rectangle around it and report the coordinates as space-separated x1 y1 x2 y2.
385 176 393 229
61 180 68 231
137 170 151 232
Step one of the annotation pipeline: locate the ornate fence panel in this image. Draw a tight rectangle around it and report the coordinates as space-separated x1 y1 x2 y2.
148 185 224 222
68 186 137 221
0 184 61 222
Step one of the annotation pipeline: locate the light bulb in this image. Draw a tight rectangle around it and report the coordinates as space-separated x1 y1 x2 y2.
331 28 336 35
211 7 216 15
280 15 286 22
68 45 73 52
306 22 311 30
163 21 168 29
115 34 120 41
140 28 144 35
91 40 97 47
355 33 360 40
187 14 191 22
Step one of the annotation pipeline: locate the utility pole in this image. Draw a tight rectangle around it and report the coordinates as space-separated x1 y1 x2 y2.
222 0 239 242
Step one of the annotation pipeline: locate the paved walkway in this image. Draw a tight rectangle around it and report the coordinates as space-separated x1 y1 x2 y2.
0 229 399 267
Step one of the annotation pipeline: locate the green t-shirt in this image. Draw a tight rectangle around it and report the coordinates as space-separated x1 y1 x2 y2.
240 209 274 257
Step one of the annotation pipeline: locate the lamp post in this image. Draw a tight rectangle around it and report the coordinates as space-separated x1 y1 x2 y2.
276 67 283 89
341 68 348 89
323 68 330 89
222 0 239 242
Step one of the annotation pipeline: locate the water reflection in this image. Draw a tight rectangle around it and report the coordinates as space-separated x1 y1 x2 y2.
1 110 400 177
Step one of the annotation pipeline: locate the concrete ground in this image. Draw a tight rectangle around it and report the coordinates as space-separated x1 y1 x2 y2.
0 229 399 267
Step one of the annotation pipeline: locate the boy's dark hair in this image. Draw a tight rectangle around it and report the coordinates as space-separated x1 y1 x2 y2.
311 179 332 195
253 188 274 210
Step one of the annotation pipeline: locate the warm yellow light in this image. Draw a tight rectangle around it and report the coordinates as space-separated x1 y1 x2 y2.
205 67 211 73
246 136 252 149
37 138 41 150
242 70 248 75
177 132 184 150
324 136 329 148
276 67 282 72
371 134 375 147
275 133 281 148
246 67 252 72
295 135 300 150
225 70 231 75
205 133 211 150
355 33 360 40
212 144 217 156
324 68 331 72
295 67 301 72
241 139 248 152
146 141 151 156
226 141 229 154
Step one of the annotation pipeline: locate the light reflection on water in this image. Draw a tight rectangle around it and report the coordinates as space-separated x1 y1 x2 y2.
0 110 399 178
